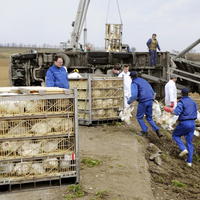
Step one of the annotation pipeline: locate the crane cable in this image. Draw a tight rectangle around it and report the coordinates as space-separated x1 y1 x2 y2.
106 0 123 24
116 0 123 24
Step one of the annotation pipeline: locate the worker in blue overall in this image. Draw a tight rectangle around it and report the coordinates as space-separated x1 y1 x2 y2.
146 33 161 67
127 71 162 138
164 88 198 167
46 56 69 89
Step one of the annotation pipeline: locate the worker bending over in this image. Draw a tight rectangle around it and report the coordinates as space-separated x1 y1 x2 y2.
165 75 177 108
46 56 69 89
118 65 132 108
164 88 198 167
128 71 162 138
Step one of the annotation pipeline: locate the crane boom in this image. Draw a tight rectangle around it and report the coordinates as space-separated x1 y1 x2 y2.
70 0 90 50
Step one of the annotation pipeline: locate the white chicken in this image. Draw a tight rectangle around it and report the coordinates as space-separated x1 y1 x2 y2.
13 162 31 176
43 158 58 169
102 99 113 108
18 142 41 156
42 140 58 153
60 154 71 169
197 111 200 124
106 109 117 118
194 130 200 137
93 99 103 108
1 141 21 152
8 125 27 136
0 163 14 174
31 121 51 135
152 100 162 122
31 163 45 175
0 101 25 114
119 105 134 125
24 100 42 113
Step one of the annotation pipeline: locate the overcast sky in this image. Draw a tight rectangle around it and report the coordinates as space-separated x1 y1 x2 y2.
1 0 200 51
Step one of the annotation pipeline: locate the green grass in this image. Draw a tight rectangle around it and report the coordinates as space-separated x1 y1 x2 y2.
90 190 109 200
171 180 187 188
64 184 85 200
81 157 102 167
95 190 109 199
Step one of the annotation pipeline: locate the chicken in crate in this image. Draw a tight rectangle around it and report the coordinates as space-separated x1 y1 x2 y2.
69 75 124 125
0 87 79 189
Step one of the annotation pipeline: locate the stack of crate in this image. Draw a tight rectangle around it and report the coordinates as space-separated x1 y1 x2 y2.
0 87 79 190
69 75 124 125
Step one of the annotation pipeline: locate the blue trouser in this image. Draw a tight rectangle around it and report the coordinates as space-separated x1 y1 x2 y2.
149 50 157 66
136 100 159 132
172 120 195 163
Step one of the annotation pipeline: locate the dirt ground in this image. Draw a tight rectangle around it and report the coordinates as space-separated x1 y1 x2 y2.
0 47 200 200
0 124 155 200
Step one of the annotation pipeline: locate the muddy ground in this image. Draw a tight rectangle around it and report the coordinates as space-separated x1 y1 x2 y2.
0 47 200 199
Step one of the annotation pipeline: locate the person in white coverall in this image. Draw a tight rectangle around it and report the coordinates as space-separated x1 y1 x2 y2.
165 75 177 108
118 65 132 108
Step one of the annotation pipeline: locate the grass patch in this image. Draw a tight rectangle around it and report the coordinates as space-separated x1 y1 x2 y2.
171 180 187 188
81 157 102 167
64 184 85 200
90 190 109 200
95 190 109 199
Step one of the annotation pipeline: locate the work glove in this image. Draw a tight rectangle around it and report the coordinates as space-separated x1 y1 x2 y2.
164 106 173 113
170 102 174 108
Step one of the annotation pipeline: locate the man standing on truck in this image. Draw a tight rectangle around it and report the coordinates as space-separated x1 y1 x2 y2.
164 88 198 167
45 56 69 89
127 71 162 138
165 75 177 108
118 65 132 108
146 33 161 67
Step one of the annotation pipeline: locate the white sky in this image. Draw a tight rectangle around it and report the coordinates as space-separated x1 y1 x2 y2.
1 0 200 51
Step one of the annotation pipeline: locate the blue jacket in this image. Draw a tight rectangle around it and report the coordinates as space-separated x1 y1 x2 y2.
146 38 160 51
46 65 69 89
173 96 198 121
128 77 155 104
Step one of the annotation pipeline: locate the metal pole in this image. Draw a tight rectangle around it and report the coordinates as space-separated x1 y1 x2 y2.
175 38 200 59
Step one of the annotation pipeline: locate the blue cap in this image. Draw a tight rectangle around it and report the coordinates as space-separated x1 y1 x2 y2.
181 88 189 95
130 71 138 78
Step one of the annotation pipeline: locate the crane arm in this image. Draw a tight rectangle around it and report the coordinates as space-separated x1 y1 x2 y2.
70 0 90 50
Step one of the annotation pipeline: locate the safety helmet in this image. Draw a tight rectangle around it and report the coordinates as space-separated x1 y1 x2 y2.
73 69 79 73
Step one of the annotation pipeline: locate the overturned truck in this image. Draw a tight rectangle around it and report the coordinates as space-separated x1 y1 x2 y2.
9 39 200 98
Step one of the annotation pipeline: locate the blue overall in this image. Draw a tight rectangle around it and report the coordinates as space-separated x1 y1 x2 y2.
128 77 159 133
172 96 198 163
149 50 157 66
46 65 69 89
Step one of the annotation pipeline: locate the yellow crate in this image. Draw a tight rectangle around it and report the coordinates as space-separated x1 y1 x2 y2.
0 98 74 117
0 137 75 160
78 101 89 110
0 154 76 179
69 79 88 89
92 89 123 98
92 108 118 120
0 117 74 138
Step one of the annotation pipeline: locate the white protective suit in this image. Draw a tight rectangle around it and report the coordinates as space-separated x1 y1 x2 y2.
165 80 177 107
118 71 132 108
68 72 82 78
